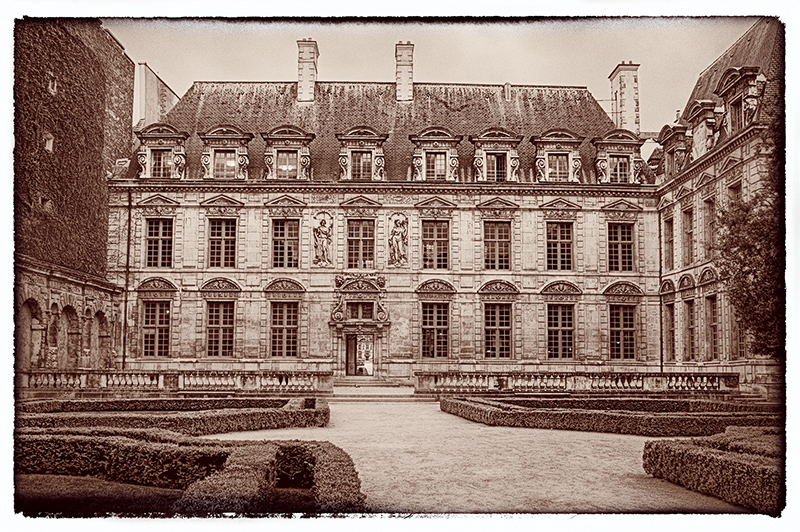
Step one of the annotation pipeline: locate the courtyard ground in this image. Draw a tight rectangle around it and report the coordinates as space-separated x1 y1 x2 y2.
203 401 747 514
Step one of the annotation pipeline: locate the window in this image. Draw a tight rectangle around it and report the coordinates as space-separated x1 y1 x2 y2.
486 153 507 182
143 301 170 357
347 220 374 269
422 303 449 358
484 221 511 270
351 151 373 181
609 155 629 183
729 99 743 133
664 218 674 271
209 219 236 268
146 219 173 268
548 154 569 181
608 224 633 272
425 152 447 180
346 302 373 320
272 220 299 268
685 300 696 361
731 311 747 360
422 221 449 269
207 301 234 356
683 209 694 266
728 183 743 204
151 149 173 178
609 305 635 359
706 295 719 360
276 150 299 179
546 222 572 270
484 303 511 358
271 302 298 357
664 303 675 361
704 199 716 257
547 304 574 359
213 149 237 179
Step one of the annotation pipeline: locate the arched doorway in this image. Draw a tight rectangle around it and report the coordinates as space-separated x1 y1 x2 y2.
15 299 43 373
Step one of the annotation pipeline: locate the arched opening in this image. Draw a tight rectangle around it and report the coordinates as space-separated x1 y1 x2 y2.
47 303 59 368
94 311 110 369
83 308 93 368
59 306 79 370
15 299 43 373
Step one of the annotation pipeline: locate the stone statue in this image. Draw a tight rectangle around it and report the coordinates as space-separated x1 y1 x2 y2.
313 217 332 266
388 216 408 266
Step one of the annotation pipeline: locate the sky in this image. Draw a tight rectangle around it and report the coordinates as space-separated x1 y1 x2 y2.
102 17 758 134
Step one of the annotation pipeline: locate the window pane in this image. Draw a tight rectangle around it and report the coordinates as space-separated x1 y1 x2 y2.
352 151 372 180
151 149 172 178
425 152 447 180
548 154 569 181
277 150 298 179
214 150 237 179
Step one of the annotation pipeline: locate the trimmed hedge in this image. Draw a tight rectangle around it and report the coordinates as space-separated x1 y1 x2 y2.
441 397 782 437
499 397 778 413
17 397 291 414
643 427 784 515
16 397 329 436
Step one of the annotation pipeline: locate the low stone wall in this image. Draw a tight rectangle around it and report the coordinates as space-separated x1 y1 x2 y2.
643 426 784 515
440 397 782 437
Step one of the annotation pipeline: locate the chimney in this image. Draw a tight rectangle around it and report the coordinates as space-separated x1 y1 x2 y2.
608 61 640 135
395 41 414 102
297 38 319 103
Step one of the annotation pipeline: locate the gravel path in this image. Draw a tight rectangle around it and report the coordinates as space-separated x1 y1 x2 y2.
203 401 747 514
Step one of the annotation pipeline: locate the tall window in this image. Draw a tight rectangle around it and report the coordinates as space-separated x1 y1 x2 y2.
276 150 299 179
347 220 374 269
684 300 696 361
146 219 173 268
706 295 719 360
209 219 236 268
143 301 170 357
484 303 511 358
609 155 629 183
704 199 716 258
422 303 449 358
425 152 447 180
213 149 237 179
683 209 694 266
728 182 743 204
609 305 635 359
548 154 569 181
731 310 747 360
608 224 633 272
547 304 574 359
151 149 172 178
546 222 572 270
664 303 675 361
207 301 234 356
486 153 507 182
351 151 372 181
664 218 674 271
271 302 298 357
484 221 511 270
272 220 300 268
422 221 449 269
346 302 373 320
729 99 743 133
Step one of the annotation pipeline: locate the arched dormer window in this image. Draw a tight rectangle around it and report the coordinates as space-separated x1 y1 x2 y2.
261 125 316 180
657 124 689 179
469 127 524 183
335 126 389 181
135 123 190 180
409 127 462 181
530 129 585 183
591 129 645 184
713 66 766 135
198 125 254 180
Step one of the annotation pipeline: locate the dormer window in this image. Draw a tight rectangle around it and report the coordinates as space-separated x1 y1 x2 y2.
591 129 645 184
262 126 315 180
531 129 586 182
469 128 523 183
135 123 190 180
199 125 253 180
336 126 388 181
729 98 743 133
713 66 766 137
609 155 630 183
410 127 462 182
656 124 689 179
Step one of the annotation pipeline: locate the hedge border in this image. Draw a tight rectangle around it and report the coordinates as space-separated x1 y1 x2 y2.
441 397 782 436
497 397 778 413
643 427 784 515
17 397 291 414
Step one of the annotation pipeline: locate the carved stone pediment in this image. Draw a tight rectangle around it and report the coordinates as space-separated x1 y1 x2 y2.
335 273 386 289
477 197 519 219
200 195 243 216
603 282 644 296
542 281 582 295
416 196 456 218
137 278 178 291
416 279 456 300
678 275 695 290
698 268 718 285
200 278 241 298
341 195 382 217
265 195 306 217
265 279 305 299
660 280 676 294
478 280 519 300
138 194 179 207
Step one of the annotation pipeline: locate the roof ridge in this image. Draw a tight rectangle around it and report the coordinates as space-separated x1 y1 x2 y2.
187 80 589 90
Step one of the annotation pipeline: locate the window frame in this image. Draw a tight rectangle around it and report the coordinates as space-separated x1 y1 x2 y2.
484 221 511 270
272 219 300 268
705 295 719 361
208 218 237 268
207 300 235 357
664 302 675 362
486 152 508 182
146 218 174 268
664 218 674 271
684 299 696 361
422 302 449 358
212 148 238 179
609 304 636 360
547 153 570 181
683 208 694 266
547 304 574 359
150 148 173 179
609 154 630 183
704 199 716 258
425 151 448 180
270 301 299 357
276 149 299 179
484 302 512 359
347 219 375 269
422 220 449 270
546 222 573 271
142 300 170 357
346 302 374 321
608 223 634 272
350 150 373 181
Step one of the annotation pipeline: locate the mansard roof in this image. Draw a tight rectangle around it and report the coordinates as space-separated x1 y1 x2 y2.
163 81 615 182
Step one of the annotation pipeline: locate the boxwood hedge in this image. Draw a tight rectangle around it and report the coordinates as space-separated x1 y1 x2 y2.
17 397 291 414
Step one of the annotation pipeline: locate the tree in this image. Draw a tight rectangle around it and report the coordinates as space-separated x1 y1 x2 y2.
713 127 785 359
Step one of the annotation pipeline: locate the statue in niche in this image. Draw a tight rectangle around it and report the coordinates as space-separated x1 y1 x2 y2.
313 213 333 266
388 213 408 266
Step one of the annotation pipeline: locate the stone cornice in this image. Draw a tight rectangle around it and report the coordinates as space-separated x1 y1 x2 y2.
15 254 123 293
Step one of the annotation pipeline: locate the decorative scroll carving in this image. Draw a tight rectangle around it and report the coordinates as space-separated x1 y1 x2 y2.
140 206 177 217
472 154 483 181
449 155 459 180
174 153 186 179
264 153 273 179
265 279 305 292
596 158 608 183
335 273 386 289
200 278 241 298
416 279 456 299
300 155 311 179
478 280 519 300
543 210 577 221
412 155 423 181
388 212 408 267
137 278 178 292
200 153 211 178
542 281 582 295
374 153 385 180
313 212 333 267
338 155 348 180
535 158 546 182
572 158 582 182
633 159 644 183
604 210 638 221
510 155 520 181
604 282 644 296
238 152 249 180
137 152 148 177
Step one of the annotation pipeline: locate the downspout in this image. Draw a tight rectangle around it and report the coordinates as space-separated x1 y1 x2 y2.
658 200 664 373
122 186 132 369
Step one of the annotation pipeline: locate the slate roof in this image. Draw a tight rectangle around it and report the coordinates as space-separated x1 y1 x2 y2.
162 81 618 183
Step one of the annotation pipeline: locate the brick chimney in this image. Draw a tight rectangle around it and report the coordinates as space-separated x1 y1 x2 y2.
395 41 414 102
297 38 319 103
608 61 640 135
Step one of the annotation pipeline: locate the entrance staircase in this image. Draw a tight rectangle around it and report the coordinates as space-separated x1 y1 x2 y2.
330 377 437 402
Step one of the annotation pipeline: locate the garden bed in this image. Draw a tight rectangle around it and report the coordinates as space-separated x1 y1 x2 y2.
440 397 782 437
643 426 784 515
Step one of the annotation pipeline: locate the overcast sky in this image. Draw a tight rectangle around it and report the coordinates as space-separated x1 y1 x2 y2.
102 17 758 134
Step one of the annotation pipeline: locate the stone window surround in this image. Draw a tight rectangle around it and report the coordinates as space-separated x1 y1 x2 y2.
261 125 315 180
199 125 254 180
468 127 524 183
336 127 389 181
135 123 190 180
409 127 462 182
592 129 645 184
530 129 585 183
